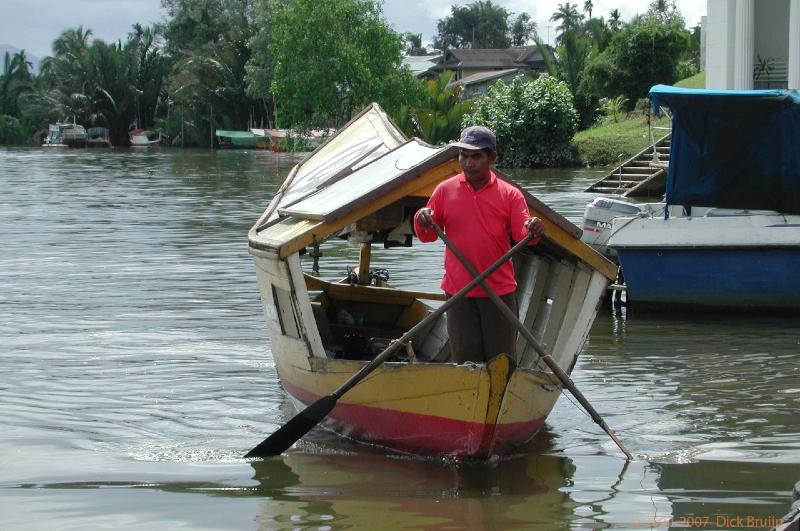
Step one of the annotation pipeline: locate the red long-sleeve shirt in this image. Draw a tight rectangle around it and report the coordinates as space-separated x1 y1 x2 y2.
414 171 539 298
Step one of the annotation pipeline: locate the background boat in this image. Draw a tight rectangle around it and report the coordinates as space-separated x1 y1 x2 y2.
216 129 269 149
606 85 800 311
87 127 112 148
129 128 161 147
43 122 87 147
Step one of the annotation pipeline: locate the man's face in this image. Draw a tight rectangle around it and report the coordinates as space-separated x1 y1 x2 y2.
459 148 496 180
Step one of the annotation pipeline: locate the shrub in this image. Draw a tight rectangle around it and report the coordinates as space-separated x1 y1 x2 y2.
676 61 699 81
462 75 578 167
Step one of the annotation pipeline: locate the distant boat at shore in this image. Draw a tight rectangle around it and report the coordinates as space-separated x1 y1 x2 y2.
129 129 161 147
87 127 112 148
215 129 270 149
43 122 87 147
250 128 333 152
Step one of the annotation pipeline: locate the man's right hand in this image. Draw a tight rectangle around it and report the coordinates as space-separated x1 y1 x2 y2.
415 208 434 229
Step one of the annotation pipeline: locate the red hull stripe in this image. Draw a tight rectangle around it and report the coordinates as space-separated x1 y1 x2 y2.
281 378 545 457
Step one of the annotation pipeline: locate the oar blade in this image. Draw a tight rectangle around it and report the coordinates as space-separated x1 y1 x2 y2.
245 395 337 458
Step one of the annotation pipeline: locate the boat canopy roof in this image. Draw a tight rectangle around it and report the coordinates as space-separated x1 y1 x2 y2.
649 84 800 214
248 103 616 279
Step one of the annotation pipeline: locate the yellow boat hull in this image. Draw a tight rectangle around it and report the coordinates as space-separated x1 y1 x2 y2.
275 349 560 457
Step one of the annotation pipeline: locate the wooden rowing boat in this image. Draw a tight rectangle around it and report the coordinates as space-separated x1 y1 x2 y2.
247 104 617 458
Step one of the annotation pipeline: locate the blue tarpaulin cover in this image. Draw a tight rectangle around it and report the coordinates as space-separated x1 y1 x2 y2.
649 84 800 214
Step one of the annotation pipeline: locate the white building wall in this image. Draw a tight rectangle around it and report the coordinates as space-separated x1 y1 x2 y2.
705 0 735 88
705 0 797 89
790 0 800 88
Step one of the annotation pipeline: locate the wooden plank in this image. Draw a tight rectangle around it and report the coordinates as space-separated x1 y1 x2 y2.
286 254 327 358
537 260 577 355
550 270 608 370
357 243 371 285
418 313 450 361
303 273 447 303
545 264 592 368
521 259 572 369
514 253 551 364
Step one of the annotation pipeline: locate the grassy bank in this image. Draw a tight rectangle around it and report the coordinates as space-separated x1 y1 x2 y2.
571 75 704 167
571 113 671 167
674 72 705 88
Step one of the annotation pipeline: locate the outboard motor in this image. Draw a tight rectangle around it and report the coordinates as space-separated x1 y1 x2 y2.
581 197 644 260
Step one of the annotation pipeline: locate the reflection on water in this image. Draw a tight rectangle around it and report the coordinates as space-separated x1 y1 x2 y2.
1 147 798 529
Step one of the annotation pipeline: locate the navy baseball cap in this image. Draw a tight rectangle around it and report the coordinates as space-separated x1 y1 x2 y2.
452 125 496 151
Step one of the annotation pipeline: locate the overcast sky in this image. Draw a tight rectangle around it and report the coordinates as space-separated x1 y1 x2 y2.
1 0 706 59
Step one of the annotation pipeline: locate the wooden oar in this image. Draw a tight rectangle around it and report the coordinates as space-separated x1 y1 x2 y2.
430 222 633 460
244 231 537 458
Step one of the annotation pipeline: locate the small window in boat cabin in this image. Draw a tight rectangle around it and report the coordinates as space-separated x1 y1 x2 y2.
272 285 301 339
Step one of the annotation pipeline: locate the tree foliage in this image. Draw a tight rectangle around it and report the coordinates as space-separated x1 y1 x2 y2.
584 15 691 105
269 0 422 128
163 0 262 146
463 76 578 167
510 13 538 46
434 1 512 49
36 25 170 145
400 71 470 144
550 3 585 44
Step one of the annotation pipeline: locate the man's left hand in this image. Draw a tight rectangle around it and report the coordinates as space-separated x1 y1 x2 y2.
524 217 544 237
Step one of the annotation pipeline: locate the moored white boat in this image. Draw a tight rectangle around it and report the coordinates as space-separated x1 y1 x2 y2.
129 128 161 147
246 104 617 458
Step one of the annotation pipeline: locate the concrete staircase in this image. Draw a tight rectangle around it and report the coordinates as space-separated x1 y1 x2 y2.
584 133 670 197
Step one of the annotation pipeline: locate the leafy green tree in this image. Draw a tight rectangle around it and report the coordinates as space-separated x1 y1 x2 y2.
510 13 537 46
402 33 429 56
550 3 585 44
584 14 691 106
434 1 512 49
647 0 684 25
463 75 578 167
269 0 422 128
163 0 261 145
245 0 276 127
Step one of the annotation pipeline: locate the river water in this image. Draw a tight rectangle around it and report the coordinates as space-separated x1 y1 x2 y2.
1 147 798 530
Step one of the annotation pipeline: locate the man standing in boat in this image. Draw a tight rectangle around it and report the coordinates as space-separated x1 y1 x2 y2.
413 125 545 364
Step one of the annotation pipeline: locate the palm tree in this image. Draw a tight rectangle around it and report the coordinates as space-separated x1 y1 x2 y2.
409 71 471 144
608 9 622 31
41 25 172 145
550 3 585 44
1 50 35 117
583 0 593 19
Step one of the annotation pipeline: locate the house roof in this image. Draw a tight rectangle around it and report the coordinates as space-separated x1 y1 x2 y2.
435 46 548 70
449 68 521 87
402 54 442 76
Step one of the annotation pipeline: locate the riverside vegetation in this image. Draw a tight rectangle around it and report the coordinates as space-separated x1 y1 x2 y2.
1 0 700 167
